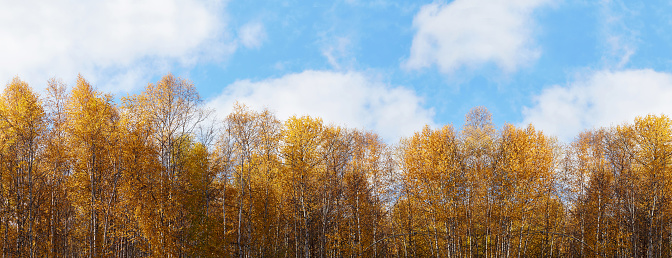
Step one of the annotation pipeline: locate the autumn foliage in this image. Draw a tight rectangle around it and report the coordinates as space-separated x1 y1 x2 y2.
2 74 672 257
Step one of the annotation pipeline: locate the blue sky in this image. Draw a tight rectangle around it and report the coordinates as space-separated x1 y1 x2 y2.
2 0 672 142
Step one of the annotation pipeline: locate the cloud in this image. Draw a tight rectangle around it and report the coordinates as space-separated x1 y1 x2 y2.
598 0 639 69
404 0 550 74
0 0 230 92
207 70 435 141
238 22 266 49
522 69 672 141
321 36 353 70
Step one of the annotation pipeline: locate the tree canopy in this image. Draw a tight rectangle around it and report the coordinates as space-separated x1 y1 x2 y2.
1 74 671 257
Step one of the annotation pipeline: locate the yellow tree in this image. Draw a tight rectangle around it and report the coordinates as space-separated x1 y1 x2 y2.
217 103 283 257
0 77 46 257
213 119 235 256
322 126 366 257
65 75 121 257
399 125 465 257
620 114 672 257
42 78 77 257
176 138 220 257
565 115 672 257
223 103 259 257
460 107 496 257
125 73 209 256
349 130 394 257
280 115 326 257
118 85 166 255
495 124 556 257
565 130 618 257
601 127 637 257
248 108 282 257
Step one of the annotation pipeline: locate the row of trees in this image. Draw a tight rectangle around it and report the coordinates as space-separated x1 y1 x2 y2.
0 74 671 257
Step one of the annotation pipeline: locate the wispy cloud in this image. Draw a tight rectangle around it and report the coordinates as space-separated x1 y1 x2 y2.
598 0 639 69
238 21 267 49
403 0 550 74
321 36 354 70
207 70 435 141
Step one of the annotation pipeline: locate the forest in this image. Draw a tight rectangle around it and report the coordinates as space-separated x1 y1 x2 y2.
0 73 671 257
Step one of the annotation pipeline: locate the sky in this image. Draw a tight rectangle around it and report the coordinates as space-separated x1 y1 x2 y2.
2 0 672 142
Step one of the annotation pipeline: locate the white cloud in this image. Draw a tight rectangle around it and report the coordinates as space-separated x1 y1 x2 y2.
207 70 435 141
238 22 266 49
522 69 672 141
404 0 549 74
0 0 230 92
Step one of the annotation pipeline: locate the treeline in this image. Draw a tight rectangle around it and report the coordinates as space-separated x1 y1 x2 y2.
0 74 671 257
